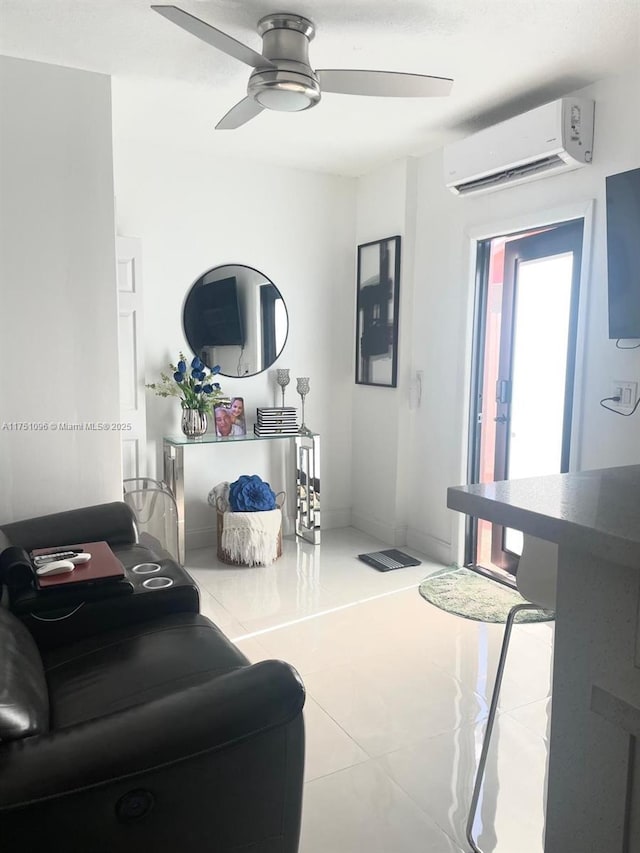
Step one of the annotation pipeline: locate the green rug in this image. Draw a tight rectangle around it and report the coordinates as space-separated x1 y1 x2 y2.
418 566 555 624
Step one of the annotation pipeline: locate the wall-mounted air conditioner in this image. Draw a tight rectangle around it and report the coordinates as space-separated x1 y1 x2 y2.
444 97 594 196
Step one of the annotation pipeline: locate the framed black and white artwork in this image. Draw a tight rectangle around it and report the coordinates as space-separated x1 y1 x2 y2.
355 235 401 387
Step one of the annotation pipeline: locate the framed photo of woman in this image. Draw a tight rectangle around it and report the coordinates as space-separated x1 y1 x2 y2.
214 397 247 437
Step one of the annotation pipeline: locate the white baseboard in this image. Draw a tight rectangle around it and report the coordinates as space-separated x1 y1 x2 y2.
351 511 408 547
406 527 451 564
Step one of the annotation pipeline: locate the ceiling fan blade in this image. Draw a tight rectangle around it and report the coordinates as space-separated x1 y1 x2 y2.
151 5 274 69
215 97 264 130
317 69 453 98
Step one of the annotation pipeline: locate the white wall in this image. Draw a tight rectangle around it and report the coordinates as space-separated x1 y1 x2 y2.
351 158 419 545
0 56 121 523
403 67 640 563
112 85 356 548
4 56 635 557
351 66 640 563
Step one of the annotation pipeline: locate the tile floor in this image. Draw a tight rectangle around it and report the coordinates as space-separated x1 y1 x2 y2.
186 527 553 853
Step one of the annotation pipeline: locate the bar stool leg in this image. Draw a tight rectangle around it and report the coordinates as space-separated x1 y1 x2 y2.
466 602 541 853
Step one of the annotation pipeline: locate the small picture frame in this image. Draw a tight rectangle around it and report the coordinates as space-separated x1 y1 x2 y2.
214 397 247 437
355 235 401 387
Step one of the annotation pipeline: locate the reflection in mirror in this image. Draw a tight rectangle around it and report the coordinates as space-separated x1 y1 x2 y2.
183 264 289 378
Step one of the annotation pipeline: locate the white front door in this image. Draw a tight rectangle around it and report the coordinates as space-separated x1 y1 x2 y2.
116 235 147 480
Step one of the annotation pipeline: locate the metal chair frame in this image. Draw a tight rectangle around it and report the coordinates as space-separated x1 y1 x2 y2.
123 477 180 561
466 601 549 853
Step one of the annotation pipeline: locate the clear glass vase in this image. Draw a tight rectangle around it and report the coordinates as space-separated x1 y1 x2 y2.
181 408 207 438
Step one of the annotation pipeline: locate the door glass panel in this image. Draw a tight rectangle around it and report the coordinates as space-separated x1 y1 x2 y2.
504 252 574 556
504 527 523 557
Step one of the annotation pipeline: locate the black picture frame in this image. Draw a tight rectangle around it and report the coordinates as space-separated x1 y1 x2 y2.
355 235 401 387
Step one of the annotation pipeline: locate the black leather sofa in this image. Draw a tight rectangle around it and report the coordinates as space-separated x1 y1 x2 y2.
0 502 305 853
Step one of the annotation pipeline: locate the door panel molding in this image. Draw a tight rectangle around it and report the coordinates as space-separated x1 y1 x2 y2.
117 236 146 481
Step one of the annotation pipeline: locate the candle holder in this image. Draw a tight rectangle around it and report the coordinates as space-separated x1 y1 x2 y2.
276 369 290 407
296 377 313 435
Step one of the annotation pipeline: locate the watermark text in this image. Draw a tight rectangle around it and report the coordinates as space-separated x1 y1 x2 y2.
2 422 133 432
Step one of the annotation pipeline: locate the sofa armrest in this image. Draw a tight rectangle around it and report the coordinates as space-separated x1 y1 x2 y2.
0 659 305 810
1 502 138 552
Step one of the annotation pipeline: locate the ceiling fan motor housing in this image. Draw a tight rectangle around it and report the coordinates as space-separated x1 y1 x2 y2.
248 14 321 112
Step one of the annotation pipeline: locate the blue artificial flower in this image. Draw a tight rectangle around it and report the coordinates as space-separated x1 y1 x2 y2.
191 369 206 381
202 384 213 394
177 360 187 374
229 475 277 512
173 372 184 383
214 383 221 390
191 357 204 371
194 384 202 394
211 365 221 375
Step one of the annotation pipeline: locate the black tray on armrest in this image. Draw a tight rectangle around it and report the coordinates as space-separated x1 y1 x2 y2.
10 578 134 616
10 556 200 650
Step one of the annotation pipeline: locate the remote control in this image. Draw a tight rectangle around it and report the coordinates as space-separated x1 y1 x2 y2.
36 560 75 577
69 553 91 565
33 550 82 565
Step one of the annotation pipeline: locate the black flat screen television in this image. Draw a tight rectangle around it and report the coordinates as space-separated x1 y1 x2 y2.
184 275 244 349
606 167 640 339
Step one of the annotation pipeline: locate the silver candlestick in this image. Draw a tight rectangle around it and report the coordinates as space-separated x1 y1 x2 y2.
296 377 313 435
276 369 290 407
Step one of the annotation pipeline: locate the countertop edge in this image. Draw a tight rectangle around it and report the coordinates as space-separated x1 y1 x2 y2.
447 485 640 569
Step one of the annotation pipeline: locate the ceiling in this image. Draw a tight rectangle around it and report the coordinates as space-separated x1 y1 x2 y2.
1 0 639 176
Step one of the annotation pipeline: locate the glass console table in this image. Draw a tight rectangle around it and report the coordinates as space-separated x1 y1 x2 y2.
163 432 320 563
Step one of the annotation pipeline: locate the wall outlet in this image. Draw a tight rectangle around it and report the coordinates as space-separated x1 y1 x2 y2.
612 380 638 410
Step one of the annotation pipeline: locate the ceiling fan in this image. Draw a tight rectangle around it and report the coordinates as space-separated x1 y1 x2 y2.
151 5 454 130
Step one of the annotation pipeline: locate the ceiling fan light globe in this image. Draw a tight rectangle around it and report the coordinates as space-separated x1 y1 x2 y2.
249 69 321 112
255 84 315 112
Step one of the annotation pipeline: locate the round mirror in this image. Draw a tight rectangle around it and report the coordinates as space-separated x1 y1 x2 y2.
183 264 289 378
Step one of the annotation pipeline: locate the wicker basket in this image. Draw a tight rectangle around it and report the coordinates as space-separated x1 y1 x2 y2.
216 492 284 566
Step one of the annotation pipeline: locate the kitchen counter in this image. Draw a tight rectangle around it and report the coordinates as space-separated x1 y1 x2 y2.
448 465 640 853
448 464 640 569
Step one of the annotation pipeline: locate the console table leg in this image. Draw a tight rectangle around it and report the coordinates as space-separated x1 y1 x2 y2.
295 434 320 544
164 440 185 564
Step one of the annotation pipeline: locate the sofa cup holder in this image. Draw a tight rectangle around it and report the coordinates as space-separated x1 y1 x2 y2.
142 576 174 590
132 562 162 575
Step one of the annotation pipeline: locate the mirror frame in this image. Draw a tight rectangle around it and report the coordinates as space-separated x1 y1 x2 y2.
182 263 289 379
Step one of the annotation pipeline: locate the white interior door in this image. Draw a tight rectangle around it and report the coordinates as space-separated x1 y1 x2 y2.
116 235 147 480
